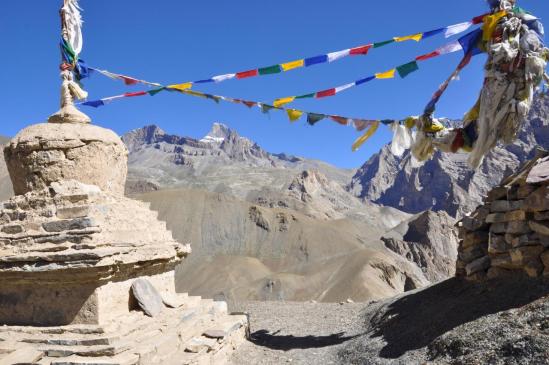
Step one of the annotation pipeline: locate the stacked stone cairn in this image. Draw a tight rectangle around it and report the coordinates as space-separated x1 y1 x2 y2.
0 121 247 364
456 150 549 281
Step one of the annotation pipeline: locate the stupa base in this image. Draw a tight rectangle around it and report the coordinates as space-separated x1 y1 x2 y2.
0 294 248 365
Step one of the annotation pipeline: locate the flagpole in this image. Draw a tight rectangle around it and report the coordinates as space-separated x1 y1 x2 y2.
48 0 91 124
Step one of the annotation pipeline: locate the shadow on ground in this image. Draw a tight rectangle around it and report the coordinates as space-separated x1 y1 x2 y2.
250 329 361 351
368 276 549 359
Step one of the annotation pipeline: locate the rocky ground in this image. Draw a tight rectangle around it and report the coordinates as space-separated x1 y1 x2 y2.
230 275 549 365
229 301 365 365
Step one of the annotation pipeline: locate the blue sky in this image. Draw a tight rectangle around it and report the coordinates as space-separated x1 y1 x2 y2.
1 1 547 168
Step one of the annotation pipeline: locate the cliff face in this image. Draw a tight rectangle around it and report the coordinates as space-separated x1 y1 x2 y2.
349 94 549 218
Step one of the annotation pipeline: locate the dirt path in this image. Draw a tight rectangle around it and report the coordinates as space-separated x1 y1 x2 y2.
229 301 366 365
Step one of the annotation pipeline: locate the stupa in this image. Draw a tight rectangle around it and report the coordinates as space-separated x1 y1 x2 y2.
0 2 247 364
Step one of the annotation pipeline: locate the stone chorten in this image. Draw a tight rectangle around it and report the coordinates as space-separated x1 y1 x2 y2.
456 150 549 281
0 120 247 364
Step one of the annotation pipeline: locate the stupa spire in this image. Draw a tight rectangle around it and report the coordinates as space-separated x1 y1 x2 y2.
48 0 91 124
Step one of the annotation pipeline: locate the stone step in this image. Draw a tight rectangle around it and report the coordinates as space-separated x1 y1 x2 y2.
46 352 139 365
0 347 44 365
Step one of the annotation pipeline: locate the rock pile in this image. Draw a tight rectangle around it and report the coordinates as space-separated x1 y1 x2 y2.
0 121 247 364
456 150 549 281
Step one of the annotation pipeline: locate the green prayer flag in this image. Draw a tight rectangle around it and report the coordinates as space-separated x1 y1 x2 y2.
396 61 419 78
373 39 395 48
307 113 325 126
296 93 315 99
258 65 282 75
260 104 276 114
147 88 165 96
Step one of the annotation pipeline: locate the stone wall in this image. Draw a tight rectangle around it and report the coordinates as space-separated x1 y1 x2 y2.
456 152 549 281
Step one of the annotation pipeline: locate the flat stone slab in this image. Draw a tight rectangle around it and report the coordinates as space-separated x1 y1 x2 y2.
527 156 549 184
131 279 164 317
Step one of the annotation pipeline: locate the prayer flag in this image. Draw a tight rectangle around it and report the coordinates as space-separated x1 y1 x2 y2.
316 88 336 98
82 100 104 108
352 120 372 132
459 29 483 56
437 40 463 55
274 97 296 108
352 121 380 152
444 22 472 38
260 104 276 114
422 28 445 39
167 83 192 91
305 55 328 67
416 51 440 61
307 113 325 125
147 88 164 96
281 59 304 71
195 79 215 84
373 39 394 48
328 49 351 62
212 74 236 82
350 45 372 55
355 76 375 85
375 69 396 79
335 83 355 93
286 109 304 122
121 76 139 86
296 93 315 99
483 11 507 41
258 65 282 75
472 12 490 24
205 94 221 103
124 91 147 97
243 101 256 108
236 69 259 79
331 116 349 126
396 61 419 78
394 33 423 42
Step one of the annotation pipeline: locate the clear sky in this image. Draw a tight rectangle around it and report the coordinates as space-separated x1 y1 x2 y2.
1 1 547 168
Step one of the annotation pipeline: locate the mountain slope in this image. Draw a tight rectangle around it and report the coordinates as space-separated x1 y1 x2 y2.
349 94 549 218
138 187 431 302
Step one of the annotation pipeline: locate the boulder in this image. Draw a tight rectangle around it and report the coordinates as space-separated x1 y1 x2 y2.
131 279 164 317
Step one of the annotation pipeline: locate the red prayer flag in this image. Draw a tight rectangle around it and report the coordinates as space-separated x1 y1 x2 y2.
124 91 147 97
236 69 259 79
331 116 349 125
122 76 139 85
316 88 336 98
243 101 256 108
416 51 440 61
472 12 490 24
350 45 372 56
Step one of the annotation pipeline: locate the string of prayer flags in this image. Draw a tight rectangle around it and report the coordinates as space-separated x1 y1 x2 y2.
80 87 382 138
88 13 490 91
271 37 468 107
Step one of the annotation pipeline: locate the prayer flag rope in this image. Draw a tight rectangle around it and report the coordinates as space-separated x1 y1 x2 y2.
79 86 397 151
87 14 488 90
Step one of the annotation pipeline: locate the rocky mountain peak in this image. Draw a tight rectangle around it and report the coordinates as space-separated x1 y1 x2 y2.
200 122 233 144
122 124 166 152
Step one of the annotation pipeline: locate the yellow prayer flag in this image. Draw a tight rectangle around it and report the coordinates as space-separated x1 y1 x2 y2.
352 121 380 152
281 59 305 71
274 97 296 108
286 109 303 122
483 11 507 41
184 90 208 99
167 82 193 91
375 69 396 79
394 33 423 42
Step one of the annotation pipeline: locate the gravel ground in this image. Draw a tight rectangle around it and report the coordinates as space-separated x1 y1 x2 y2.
229 301 367 365
229 276 549 365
